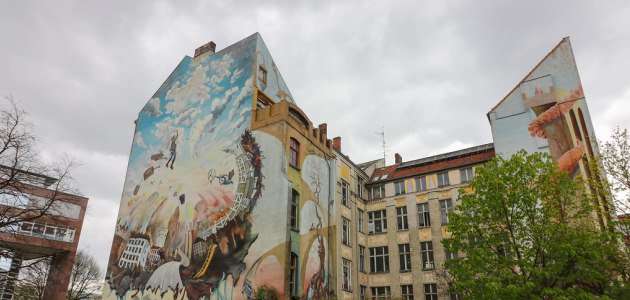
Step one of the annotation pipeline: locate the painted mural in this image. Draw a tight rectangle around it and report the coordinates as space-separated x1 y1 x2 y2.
489 38 597 178
104 34 266 299
104 33 335 300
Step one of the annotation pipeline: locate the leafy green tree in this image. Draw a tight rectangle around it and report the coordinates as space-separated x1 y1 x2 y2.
444 151 626 299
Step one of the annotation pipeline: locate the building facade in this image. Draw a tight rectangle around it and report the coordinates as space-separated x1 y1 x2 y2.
104 34 605 299
0 168 88 300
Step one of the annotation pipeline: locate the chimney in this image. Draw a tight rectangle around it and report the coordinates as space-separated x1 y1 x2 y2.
318 123 327 142
395 153 403 164
194 41 216 58
333 137 341 152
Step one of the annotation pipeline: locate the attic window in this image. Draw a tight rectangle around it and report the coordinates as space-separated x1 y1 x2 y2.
373 176 381 181
380 174 388 180
258 65 267 84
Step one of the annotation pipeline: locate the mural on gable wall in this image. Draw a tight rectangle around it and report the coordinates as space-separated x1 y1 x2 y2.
489 38 597 178
103 33 335 300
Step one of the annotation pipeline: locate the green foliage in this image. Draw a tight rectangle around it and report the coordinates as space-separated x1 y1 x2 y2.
444 150 625 299
255 284 280 300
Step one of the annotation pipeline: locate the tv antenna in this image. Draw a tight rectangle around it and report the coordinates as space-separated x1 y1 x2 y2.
374 127 388 165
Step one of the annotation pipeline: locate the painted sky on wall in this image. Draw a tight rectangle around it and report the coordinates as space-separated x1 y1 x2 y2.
1 0 630 273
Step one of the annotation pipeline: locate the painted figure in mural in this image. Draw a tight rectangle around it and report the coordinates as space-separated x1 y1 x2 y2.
165 131 178 170
304 209 327 300
527 85 585 176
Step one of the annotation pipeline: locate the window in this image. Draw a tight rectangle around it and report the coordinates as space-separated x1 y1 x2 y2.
359 246 366 272
417 203 431 228
289 253 298 296
398 244 411 271
360 285 367 300
342 259 352 291
460 167 474 184
258 65 267 84
369 246 389 273
440 199 454 225
396 206 408 231
368 185 384 200
357 177 364 198
446 249 459 261
415 176 427 192
437 172 450 188
370 286 391 300
358 209 365 233
290 189 299 230
289 138 300 169
424 284 438 300
341 180 349 206
420 241 435 270
401 285 414 300
394 180 405 195
342 217 351 246
368 210 387 234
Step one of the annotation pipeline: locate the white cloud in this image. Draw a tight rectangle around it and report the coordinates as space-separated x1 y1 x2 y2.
228 77 253 121
211 86 238 118
230 68 243 84
164 64 210 115
143 97 162 117
209 54 234 91
134 131 147 148
188 113 214 153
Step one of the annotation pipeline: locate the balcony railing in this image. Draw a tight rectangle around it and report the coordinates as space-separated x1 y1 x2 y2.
1 221 75 243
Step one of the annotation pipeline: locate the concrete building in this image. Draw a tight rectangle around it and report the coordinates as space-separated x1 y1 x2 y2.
103 34 605 299
0 168 88 300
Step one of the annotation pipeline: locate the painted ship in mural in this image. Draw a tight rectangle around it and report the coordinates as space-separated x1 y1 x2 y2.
104 33 334 299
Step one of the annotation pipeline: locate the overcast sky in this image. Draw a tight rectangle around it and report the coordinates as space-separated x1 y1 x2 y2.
2 0 629 273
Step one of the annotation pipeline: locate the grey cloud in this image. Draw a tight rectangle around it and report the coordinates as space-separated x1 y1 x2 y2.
2 0 630 273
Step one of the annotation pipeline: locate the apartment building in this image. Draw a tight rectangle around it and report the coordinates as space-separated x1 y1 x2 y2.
332 144 495 299
0 167 88 300
104 34 604 299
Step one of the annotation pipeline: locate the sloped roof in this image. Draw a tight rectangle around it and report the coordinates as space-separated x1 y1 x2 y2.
367 143 495 184
488 37 569 114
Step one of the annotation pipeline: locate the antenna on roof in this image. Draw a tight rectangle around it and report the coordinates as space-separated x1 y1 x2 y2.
375 127 388 165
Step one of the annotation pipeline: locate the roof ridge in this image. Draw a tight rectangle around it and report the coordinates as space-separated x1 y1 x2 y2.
488 37 569 113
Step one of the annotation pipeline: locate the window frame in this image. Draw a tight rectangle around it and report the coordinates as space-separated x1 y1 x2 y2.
424 283 438 300
342 217 351 246
420 241 435 270
290 189 299 230
398 244 412 272
396 206 409 231
459 167 474 184
289 252 298 296
357 177 364 198
440 199 454 226
370 286 391 300
358 209 365 233
437 171 450 188
342 258 352 291
415 176 427 192
341 180 349 206
289 138 300 169
417 202 431 228
258 65 267 84
401 284 414 300
394 180 405 195
359 245 366 273
368 210 387 234
369 246 390 273
368 185 384 200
